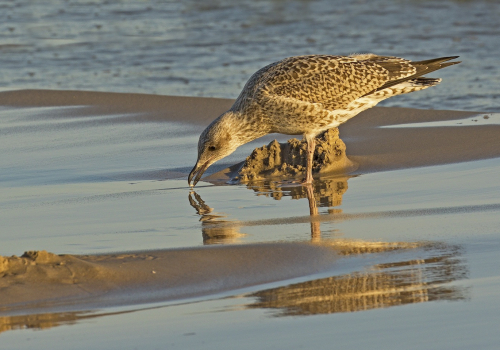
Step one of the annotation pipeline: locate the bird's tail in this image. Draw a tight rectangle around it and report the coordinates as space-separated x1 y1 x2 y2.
411 77 442 87
373 56 460 92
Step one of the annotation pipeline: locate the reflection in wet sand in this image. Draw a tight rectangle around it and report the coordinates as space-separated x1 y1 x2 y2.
189 183 469 318
188 191 246 245
245 177 349 241
189 177 349 244
0 311 92 334
245 242 469 316
306 184 321 241
0 306 163 335
245 177 349 208
0 241 468 333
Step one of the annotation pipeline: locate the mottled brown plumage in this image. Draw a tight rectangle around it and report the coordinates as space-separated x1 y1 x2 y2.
189 54 460 186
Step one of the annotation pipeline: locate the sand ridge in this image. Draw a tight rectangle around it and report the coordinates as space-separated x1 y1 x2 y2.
0 89 233 125
0 243 340 314
0 240 435 316
0 241 465 334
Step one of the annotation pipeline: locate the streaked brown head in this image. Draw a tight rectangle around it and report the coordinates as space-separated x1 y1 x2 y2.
188 112 241 187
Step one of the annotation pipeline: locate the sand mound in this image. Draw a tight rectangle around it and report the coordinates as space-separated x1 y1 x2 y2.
0 244 340 314
1 251 66 278
0 241 427 315
0 251 107 284
236 128 356 182
0 251 118 312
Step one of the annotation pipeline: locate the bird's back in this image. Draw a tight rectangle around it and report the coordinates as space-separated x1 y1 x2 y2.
231 54 459 136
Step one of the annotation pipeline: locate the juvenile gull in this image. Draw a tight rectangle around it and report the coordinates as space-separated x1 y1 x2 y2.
189 54 460 186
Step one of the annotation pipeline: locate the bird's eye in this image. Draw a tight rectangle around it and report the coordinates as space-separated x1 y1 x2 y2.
208 146 216 151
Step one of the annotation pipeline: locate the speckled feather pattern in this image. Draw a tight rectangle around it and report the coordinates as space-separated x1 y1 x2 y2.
228 54 457 140
189 54 459 186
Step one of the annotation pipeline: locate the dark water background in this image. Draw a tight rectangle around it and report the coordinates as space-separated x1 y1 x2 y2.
1 0 499 111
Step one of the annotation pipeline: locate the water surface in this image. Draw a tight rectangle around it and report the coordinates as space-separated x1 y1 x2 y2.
1 0 499 111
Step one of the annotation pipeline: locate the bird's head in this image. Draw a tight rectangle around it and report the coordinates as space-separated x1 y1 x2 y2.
188 112 240 187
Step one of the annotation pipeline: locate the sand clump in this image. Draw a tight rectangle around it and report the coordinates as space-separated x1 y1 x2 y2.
0 250 105 285
0 250 117 311
0 251 65 278
237 128 356 182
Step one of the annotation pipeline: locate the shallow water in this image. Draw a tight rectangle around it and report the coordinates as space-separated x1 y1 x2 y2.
1 102 500 349
1 0 499 111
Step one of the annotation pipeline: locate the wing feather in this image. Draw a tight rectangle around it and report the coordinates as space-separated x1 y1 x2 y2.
259 55 389 110
234 55 459 112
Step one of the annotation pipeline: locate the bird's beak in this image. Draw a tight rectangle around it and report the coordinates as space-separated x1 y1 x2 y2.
188 158 212 187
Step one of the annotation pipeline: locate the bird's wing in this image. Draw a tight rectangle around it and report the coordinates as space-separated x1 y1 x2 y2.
254 55 418 111
366 55 459 93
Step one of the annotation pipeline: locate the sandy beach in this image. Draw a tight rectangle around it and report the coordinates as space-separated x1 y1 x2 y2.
1 88 499 349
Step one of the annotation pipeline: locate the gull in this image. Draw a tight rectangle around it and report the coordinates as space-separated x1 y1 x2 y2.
188 54 460 187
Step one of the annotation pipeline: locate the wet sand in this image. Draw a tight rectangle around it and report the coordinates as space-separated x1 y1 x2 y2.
1 240 434 316
1 89 500 349
1 243 340 314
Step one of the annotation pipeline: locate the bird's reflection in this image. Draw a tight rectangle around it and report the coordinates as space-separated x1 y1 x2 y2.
188 191 245 244
244 176 349 208
244 176 350 241
189 177 349 244
189 179 469 317
243 242 469 316
193 176 348 240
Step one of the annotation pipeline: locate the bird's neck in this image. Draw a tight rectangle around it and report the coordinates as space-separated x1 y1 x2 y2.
219 109 270 146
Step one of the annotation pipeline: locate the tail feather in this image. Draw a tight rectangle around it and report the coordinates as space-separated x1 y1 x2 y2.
366 56 460 95
411 56 459 66
411 77 442 87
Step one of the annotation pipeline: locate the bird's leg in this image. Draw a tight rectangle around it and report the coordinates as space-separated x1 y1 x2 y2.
303 134 315 184
306 184 321 242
